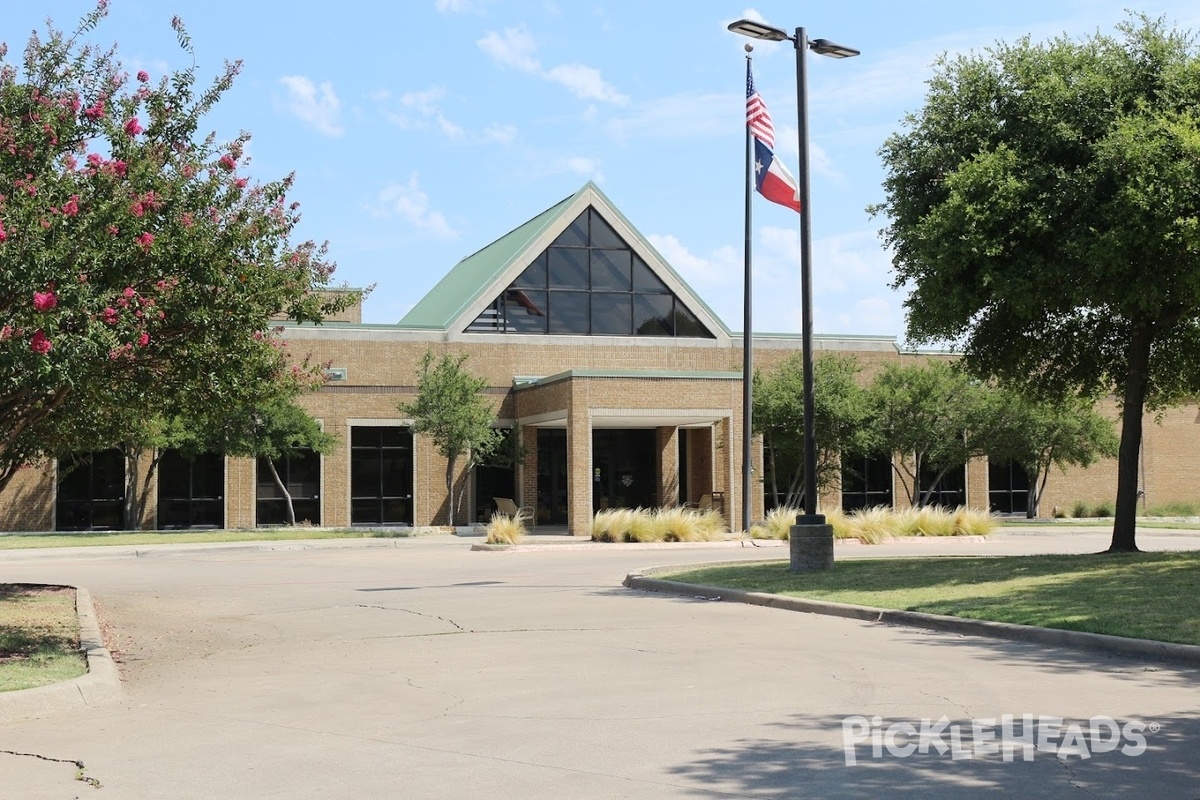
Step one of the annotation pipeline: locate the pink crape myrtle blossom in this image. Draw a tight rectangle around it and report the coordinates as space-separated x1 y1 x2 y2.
0 220 6 242
136 232 154 251
33 290 58 312
137 331 150 347
102 307 119 325
29 330 52 354
61 195 79 216
123 117 143 137
136 70 149 82
218 154 236 171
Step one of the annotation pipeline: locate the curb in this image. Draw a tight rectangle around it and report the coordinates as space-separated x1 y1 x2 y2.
0 586 122 721
623 569 1200 667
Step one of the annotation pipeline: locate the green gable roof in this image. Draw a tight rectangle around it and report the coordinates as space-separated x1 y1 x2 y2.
397 190 579 329
397 181 731 339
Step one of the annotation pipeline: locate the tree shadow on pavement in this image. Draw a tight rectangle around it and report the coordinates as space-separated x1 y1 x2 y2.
668 712 1200 799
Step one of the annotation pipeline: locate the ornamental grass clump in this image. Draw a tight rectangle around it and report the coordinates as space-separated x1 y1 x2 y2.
591 507 728 542
485 512 525 545
846 505 892 544
749 507 802 540
952 506 997 536
655 506 696 541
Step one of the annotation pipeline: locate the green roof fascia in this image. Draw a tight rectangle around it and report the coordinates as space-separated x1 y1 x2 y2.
397 190 581 329
517 369 742 389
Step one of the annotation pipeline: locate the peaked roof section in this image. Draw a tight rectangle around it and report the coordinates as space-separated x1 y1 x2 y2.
398 181 732 342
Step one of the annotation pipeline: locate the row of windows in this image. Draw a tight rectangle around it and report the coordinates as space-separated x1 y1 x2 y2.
55 442 1033 530
54 427 419 530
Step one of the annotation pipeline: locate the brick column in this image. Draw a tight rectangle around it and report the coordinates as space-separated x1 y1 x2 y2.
657 426 679 507
520 424 539 522
226 456 256 529
567 404 592 537
966 455 990 511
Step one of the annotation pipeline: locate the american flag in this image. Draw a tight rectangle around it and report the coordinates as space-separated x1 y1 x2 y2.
746 63 775 149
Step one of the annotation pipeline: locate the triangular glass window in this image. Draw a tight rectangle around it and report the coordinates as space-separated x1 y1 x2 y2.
467 205 715 338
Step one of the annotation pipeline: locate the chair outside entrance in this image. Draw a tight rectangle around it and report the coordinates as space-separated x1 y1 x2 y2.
493 497 533 524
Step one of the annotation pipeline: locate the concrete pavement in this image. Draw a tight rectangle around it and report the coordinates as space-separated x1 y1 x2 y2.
0 529 1198 798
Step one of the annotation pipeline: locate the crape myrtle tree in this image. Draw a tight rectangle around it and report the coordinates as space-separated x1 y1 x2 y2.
399 351 503 527
754 353 870 510
0 5 352 500
873 16 1200 551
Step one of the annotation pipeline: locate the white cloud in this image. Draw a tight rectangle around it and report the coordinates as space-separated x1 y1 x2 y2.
435 0 489 13
380 86 512 144
477 25 626 104
647 234 740 287
557 156 604 181
606 92 733 144
477 26 540 72
279 75 344 137
482 123 517 144
370 176 457 239
545 63 627 104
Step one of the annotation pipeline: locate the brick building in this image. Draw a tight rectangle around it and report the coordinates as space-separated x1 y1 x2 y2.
0 183 1190 533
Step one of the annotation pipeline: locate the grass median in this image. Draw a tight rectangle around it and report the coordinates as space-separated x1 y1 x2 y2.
0 584 86 692
661 551 1200 646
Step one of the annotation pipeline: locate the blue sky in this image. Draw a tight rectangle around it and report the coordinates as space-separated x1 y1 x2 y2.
9 2 1200 337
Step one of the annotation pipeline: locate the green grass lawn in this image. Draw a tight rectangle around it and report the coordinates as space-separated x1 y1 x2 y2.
0 585 86 692
0 528 429 550
662 551 1200 646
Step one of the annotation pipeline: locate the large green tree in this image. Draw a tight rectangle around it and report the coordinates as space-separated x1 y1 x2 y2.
399 351 502 527
0 5 351 497
754 353 870 509
874 16 1200 550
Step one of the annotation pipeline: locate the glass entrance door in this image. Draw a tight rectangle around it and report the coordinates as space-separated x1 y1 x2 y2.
592 429 657 511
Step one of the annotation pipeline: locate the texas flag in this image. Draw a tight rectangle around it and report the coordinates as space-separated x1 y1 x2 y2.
747 64 801 214
753 138 801 213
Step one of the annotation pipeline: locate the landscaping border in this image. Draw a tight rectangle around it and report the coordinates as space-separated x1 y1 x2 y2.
0 586 122 721
623 565 1200 667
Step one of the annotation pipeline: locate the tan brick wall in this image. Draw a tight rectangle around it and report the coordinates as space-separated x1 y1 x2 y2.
0 465 55 531
13 324 1200 530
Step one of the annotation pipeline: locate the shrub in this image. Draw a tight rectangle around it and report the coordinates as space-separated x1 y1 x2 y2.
749 507 801 540
591 507 728 542
1147 501 1200 517
847 506 892 544
485 512 525 545
952 506 997 536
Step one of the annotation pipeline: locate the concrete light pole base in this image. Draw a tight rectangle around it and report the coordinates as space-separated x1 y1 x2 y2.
790 514 834 571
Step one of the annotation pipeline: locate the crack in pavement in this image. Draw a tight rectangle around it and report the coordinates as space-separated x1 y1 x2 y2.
0 749 101 788
354 604 466 631
1055 753 1099 798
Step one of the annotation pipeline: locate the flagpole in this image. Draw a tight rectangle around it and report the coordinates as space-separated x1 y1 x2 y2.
742 48 754 535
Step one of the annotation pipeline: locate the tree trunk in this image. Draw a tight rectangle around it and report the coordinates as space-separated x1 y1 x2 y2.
445 454 457 527
1028 451 1054 519
265 457 296 526
137 450 164 527
123 447 140 531
1111 328 1152 552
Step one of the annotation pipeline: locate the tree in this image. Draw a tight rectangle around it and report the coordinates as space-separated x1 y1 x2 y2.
874 16 1200 550
399 351 502 527
754 354 870 509
213 397 336 526
862 361 1008 508
0 5 352 498
991 392 1120 518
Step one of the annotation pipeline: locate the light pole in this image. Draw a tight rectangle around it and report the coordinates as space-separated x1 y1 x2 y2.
728 19 858 570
